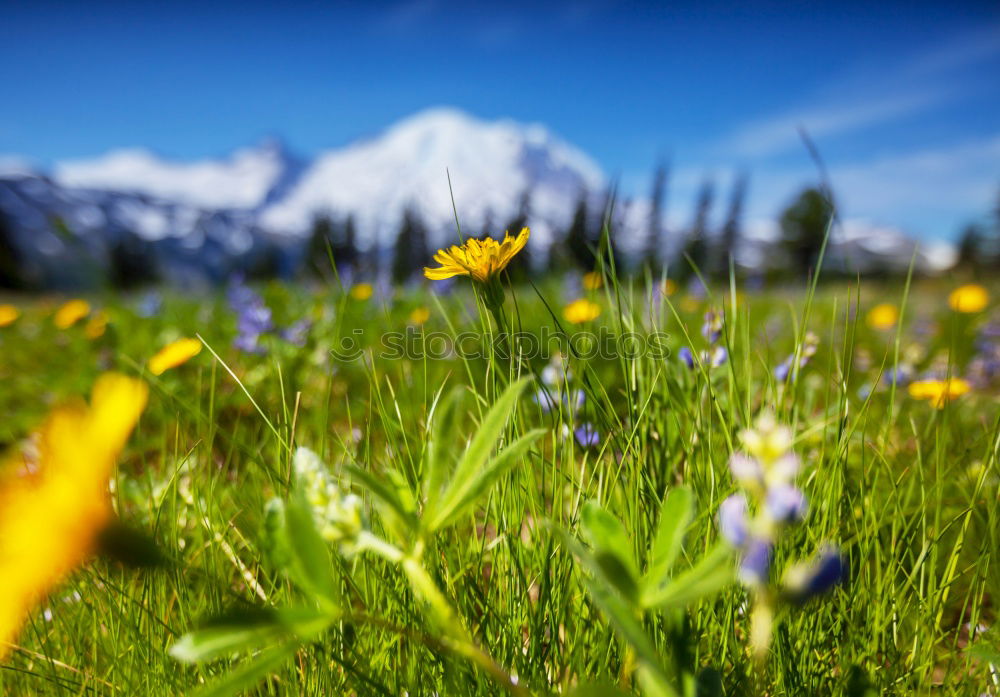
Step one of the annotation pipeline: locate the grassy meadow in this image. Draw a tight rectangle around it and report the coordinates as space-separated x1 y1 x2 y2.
0 267 998 696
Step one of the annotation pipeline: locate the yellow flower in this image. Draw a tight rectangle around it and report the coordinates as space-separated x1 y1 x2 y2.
0 373 148 656
54 299 90 329
0 304 19 327
866 303 899 330
563 298 601 324
661 279 678 297
409 306 431 325
84 310 109 339
680 295 700 313
582 271 603 290
350 283 374 301
908 378 971 409
948 284 988 313
424 227 529 283
148 338 202 376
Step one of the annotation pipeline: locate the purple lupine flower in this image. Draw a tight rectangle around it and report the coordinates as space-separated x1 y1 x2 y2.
770 453 801 483
533 388 585 414
774 357 792 382
281 319 312 347
678 346 695 369
784 545 846 601
533 388 559 412
574 423 600 448
739 538 773 587
881 366 911 387
701 311 723 344
718 494 749 547
729 453 764 488
706 346 728 368
136 291 162 318
233 331 266 355
765 484 808 524
237 302 274 336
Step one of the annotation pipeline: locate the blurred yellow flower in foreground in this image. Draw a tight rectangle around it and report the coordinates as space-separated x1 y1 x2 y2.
0 304 19 327
85 310 109 339
866 303 899 330
661 279 678 297
148 338 202 376
908 377 971 409
409 306 431 325
54 299 90 329
948 284 988 313
350 283 374 301
582 271 603 290
563 298 601 324
424 227 529 283
0 373 148 657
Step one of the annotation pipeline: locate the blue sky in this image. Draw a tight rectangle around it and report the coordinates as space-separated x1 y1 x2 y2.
1 0 998 239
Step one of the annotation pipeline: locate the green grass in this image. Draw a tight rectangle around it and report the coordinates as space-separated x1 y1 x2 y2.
0 272 998 696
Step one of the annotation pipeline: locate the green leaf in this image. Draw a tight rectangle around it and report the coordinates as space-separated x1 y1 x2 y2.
423 384 465 517
430 428 544 530
425 378 530 531
580 501 640 603
263 496 339 609
642 487 694 601
187 640 301 697
170 607 328 664
556 528 679 697
643 543 735 611
582 574 679 697
344 464 416 527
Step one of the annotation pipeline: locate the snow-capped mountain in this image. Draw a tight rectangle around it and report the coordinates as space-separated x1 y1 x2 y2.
0 106 955 288
54 138 301 211
259 108 605 249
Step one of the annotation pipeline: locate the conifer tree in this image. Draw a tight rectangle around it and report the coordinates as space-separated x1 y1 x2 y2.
392 207 429 283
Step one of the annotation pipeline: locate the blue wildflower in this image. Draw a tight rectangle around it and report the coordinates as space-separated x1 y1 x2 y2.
574 424 600 448
739 538 773 587
701 310 723 343
765 484 808 524
783 545 846 602
678 346 695 369
718 494 749 547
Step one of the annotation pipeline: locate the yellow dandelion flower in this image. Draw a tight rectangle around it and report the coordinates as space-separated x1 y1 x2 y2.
350 283 374 301
409 306 431 325
84 310 109 339
0 373 148 656
866 303 899 330
0 304 19 327
582 271 603 290
53 299 90 329
424 227 529 283
948 284 988 313
908 378 970 409
148 338 202 376
661 279 678 297
563 298 601 324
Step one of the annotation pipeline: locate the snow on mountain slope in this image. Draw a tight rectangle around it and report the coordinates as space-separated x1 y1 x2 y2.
54 139 295 210
259 108 606 248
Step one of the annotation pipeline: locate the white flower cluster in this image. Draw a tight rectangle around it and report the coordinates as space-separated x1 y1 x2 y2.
293 447 364 545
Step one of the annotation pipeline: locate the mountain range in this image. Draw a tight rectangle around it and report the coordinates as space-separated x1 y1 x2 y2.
0 107 953 289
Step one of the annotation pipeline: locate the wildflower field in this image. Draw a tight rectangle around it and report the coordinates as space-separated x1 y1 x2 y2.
1 242 999 696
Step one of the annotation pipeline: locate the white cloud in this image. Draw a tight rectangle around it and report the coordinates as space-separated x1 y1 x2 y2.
718 89 951 159
741 134 1000 238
